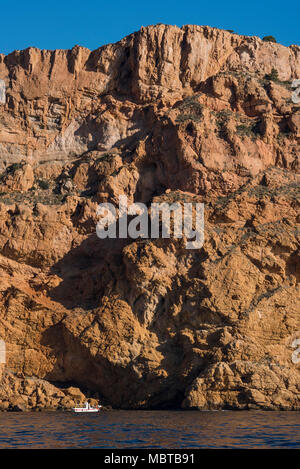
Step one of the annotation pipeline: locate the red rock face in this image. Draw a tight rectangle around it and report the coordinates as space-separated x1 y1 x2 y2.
0 24 299 410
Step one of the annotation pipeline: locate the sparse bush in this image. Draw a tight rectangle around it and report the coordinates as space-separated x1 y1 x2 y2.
0 162 23 183
176 96 203 123
38 180 50 190
176 114 200 123
264 68 279 82
6 163 23 174
214 110 231 138
236 120 261 139
95 153 113 163
236 124 253 137
262 35 277 43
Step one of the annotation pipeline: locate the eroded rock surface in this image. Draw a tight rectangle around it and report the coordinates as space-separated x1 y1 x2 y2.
0 24 299 410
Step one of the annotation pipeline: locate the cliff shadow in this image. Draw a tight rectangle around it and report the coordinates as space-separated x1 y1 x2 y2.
48 231 131 310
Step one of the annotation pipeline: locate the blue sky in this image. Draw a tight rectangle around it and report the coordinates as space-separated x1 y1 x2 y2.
1 0 299 54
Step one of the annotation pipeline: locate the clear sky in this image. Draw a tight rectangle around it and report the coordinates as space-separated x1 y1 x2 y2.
1 0 299 55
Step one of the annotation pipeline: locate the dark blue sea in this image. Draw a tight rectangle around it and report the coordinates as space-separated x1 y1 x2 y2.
0 410 299 449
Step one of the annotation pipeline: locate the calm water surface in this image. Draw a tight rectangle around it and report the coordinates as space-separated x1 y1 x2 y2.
0 410 299 448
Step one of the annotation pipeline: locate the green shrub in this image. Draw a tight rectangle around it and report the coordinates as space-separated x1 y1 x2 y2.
38 179 50 190
6 163 23 174
264 68 279 82
236 124 252 137
236 120 261 138
262 35 277 43
0 162 23 182
176 114 200 123
176 96 203 123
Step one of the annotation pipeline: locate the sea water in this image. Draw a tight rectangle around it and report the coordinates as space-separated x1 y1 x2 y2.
0 410 299 449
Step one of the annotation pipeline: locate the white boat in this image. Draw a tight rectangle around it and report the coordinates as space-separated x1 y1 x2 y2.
72 401 102 413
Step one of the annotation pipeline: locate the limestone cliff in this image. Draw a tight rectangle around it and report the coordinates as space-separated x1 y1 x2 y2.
0 24 299 410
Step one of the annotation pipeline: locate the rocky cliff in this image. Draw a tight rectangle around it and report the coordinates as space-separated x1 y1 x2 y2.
0 24 299 410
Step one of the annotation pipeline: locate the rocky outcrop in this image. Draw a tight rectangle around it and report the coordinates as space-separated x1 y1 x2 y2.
0 24 299 410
